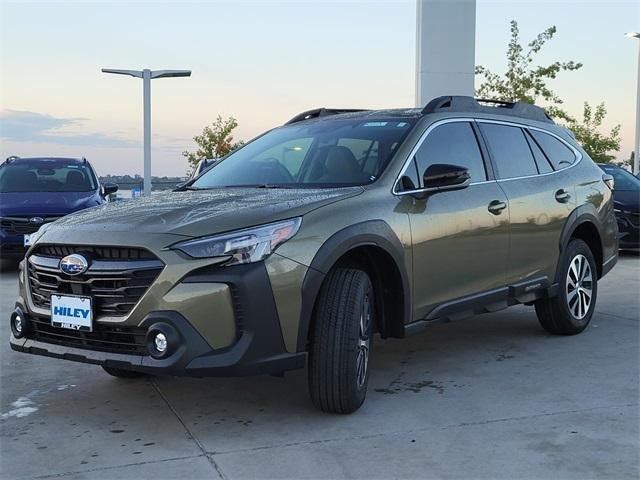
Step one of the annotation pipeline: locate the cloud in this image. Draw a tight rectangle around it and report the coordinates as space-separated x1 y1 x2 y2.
0 109 138 148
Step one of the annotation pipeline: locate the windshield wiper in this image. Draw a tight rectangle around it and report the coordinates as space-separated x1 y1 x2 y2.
224 184 296 189
174 184 206 192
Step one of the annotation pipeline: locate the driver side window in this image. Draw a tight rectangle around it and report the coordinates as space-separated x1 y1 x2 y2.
414 122 487 186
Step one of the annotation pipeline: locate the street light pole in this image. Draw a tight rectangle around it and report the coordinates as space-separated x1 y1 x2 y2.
101 68 191 196
626 32 640 175
142 69 152 196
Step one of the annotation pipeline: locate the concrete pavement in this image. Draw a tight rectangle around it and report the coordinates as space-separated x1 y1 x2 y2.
1 255 638 479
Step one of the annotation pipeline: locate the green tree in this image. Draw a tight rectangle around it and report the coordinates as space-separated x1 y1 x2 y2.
183 116 244 174
475 20 582 120
476 20 622 163
565 102 621 163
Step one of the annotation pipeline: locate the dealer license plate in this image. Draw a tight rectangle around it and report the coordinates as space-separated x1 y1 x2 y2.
51 295 93 332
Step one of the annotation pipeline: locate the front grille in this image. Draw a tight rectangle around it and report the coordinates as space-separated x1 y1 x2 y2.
0 216 61 235
36 244 157 260
27 245 164 317
29 315 147 355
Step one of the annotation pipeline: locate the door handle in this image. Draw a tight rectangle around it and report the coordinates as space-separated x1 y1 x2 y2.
488 200 507 215
555 189 571 203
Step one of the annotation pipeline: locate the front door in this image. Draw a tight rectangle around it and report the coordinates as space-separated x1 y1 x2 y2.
404 120 510 320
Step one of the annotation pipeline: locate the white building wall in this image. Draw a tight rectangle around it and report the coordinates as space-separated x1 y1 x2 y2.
415 0 476 107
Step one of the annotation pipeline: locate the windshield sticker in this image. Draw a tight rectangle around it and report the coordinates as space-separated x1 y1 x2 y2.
363 122 388 127
396 122 408 128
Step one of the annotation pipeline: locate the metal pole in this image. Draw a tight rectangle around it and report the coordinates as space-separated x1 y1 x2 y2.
142 69 151 196
102 68 189 194
634 43 640 175
142 69 152 196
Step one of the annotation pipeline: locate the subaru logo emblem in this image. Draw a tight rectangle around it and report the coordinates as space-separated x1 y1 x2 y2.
59 254 89 276
29 217 44 225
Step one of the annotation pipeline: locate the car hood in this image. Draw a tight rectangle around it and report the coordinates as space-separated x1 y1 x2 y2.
613 190 640 213
46 187 364 238
0 191 101 217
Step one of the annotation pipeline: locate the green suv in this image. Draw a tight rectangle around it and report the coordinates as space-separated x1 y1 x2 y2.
10 96 618 413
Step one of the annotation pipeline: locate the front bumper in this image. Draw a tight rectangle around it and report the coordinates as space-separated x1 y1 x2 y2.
13 257 307 376
616 212 639 250
0 236 26 258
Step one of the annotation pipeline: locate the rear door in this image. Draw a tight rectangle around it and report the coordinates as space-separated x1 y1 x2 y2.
404 120 510 319
478 121 578 285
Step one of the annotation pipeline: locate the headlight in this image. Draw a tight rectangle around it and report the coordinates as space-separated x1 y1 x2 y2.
171 218 302 265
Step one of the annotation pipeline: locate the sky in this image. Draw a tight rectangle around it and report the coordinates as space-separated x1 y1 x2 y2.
1 0 638 177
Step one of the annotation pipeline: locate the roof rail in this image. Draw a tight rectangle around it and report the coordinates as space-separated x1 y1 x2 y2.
3 155 20 165
421 96 554 124
285 108 369 125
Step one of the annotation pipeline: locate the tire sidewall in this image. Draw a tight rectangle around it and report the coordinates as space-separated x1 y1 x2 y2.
557 239 598 329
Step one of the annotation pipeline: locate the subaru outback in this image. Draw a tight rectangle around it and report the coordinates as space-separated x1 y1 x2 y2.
10 96 618 413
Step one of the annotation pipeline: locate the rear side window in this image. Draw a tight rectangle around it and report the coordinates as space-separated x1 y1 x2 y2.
480 123 538 179
524 130 553 173
414 122 487 183
529 130 576 170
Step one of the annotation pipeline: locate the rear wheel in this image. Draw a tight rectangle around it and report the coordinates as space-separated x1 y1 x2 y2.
308 268 374 414
102 366 148 378
535 239 598 335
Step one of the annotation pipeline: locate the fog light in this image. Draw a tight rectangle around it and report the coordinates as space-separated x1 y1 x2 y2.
154 332 167 353
10 309 29 339
146 323 178 359
14 315 23 334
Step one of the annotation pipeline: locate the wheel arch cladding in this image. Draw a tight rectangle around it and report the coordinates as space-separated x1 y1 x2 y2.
559 206 604 279
296 220 410 352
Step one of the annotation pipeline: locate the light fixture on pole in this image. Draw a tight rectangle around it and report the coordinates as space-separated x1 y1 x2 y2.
626 32 640 175
101 68 192 196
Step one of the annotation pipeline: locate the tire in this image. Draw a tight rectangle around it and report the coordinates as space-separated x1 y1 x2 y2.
308 268 374 414
102 366 148 378
535 239 598 335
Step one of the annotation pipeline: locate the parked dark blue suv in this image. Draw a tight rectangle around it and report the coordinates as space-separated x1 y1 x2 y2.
0 157 117 258
597 163 640 251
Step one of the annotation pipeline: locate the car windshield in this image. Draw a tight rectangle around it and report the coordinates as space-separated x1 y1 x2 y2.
0 160 98 193
600 165 640 191
191 117 417 189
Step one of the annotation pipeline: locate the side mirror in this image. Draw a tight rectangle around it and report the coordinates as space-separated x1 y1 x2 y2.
423 163 471 190
101 182 119 197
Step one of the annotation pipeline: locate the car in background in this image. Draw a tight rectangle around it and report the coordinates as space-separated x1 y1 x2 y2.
0 157 118 258
190 158 219 180
598 163 640 250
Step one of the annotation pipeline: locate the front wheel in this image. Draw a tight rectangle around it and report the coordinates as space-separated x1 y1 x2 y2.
535 239 598 335
308 268 374 414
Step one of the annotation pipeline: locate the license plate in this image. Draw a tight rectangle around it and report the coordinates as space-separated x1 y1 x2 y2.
51 295 93 332
24 234 31 247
